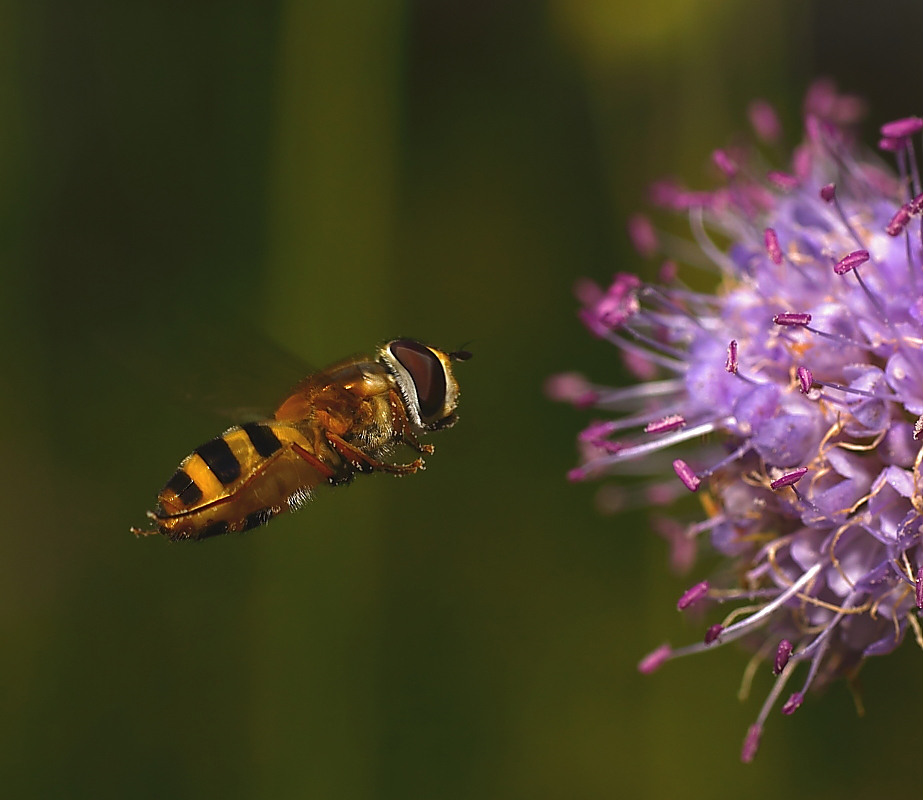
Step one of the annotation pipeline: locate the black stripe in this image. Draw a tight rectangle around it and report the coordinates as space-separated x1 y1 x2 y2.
242 422 282 458
200 520 230 539
242 507 274 532
195 437 241 485
165 469 203 506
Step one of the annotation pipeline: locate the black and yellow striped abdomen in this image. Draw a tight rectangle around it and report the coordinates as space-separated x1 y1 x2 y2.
153 421 338 541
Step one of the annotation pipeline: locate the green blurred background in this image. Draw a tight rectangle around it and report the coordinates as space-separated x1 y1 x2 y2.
1 1 921 797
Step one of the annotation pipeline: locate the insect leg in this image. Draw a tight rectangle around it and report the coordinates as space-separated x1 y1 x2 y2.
389 389 435 455
325 432 425 475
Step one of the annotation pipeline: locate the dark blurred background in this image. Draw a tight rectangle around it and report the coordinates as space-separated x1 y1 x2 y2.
1 1 921 797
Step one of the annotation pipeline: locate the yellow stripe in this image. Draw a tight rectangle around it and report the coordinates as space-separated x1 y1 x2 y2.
183 453 225 500
223 427 262 476
272 422 311 450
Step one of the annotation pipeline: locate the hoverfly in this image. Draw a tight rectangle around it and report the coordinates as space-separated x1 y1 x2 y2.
131 339 471 541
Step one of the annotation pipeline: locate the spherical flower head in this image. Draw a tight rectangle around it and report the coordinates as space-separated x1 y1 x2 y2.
551 80 923 762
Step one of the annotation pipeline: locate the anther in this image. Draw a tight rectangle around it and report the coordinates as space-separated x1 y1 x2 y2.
881 116 923 139
879 137 903 153
579 420 618 443
748 99 781 144
764 228 783 265
773 640 793 675
677 580 709 610
797 366 813 394
645 414 686 434
914 415 923 441
627 214 658 258
820 183 836 203
834 249 870 275
767 171 798 191
712 149 738 178
773 312 811 326
659 260 678 283
704 624 723 644
672 459 701 492
916 567 923 610
740 725 762 764
637 644 671 674
725 340 739 374
887 205 912 237
781 692 804 715
770 468 808 490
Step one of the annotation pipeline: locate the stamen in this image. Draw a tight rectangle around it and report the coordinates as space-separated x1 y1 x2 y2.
677 580 710 610
704 624 723 644
770 468 808 490
673 458 701 492
578 420 619 443
690 207 739 274
740 725 762 764
596 420 720 466
685 515 725 539
627 214 658 258
834 249 870 275
791 592 860 697
805 325 864 347
618 323 688 361
845 261 888 322
708 563 823 648
726 340 739 374
708 587 781 602
916 567 923 609
816 382 899 402
764 228 783 265
781 692 804 715
797 366 814 394
699 441 752 479
712 149 738 178
645 414 686 434
887 205 911 236
641 287 708 330
637 644 671 674
773 312 811 326
589 406 684 437
748 657 799 757
773 640 793 675
881 117 923 138
545 372 597 407
827 194 867 248
906 138 921 198
659 260 678 283
593 378 684 410
767 171 798 191
604 331 688 374
879 137 903 153
748 99 781 143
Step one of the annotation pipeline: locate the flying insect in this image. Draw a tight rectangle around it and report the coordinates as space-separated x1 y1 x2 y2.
131 339 470 541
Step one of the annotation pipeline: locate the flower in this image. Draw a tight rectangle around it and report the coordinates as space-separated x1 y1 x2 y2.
551 80 923 762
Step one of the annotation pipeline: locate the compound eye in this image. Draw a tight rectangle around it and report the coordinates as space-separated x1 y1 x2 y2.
389 339 446 420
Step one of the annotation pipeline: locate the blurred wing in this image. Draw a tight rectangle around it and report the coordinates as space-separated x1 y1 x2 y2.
98 314 313 423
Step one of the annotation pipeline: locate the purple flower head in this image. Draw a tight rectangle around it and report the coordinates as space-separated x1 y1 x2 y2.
551 80 923 762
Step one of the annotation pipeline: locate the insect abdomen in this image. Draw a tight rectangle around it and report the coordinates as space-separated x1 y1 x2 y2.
153 421 330 541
